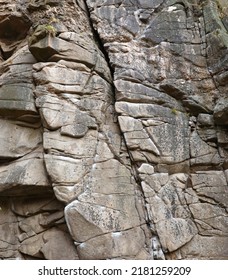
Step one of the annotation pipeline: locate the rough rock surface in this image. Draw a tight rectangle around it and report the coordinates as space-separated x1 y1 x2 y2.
0 0 227 259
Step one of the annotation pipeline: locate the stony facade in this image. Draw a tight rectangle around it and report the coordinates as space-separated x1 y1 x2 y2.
0 0 227 259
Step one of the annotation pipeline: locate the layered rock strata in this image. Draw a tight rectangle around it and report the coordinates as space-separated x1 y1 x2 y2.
0 0 227 259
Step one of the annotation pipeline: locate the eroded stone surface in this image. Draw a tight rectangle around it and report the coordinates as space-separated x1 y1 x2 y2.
0 0 227 260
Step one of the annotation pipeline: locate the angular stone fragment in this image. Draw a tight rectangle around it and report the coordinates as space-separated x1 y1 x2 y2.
180 235 228 259
19 233 44 258
44 154 89 185
0 155 50 196
0 119 42 159
77 227 146 260
156 218 197 252
191 171 228 207
0 84 37 118
43 130 97 158
189 203 228 235
41 229 78 260
190 131 221 167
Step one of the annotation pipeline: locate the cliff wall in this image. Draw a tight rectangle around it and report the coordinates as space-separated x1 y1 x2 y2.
0 0 227 259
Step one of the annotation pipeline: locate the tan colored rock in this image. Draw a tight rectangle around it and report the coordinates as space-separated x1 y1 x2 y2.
44 154 89 185
77 227 146 259
41 229 78 260
0 119 42 159
0 154 50 196
0 0 228 260
156 218 197 252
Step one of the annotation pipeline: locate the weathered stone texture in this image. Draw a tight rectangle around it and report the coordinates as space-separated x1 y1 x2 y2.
0 0 227 260
86 0 228 259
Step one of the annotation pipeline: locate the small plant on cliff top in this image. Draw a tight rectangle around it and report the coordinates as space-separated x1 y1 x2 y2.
42 24 56 37
28 23 57 46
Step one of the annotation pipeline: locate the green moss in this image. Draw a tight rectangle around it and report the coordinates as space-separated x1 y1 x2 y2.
28 24 56 46
171 108 178 115
42 24 56 36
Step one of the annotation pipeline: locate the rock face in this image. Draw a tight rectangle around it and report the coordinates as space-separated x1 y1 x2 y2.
0 0 227 260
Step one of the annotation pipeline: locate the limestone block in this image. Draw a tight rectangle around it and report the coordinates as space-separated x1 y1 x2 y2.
115 79 181 109
65 198 141 243
191 171 228 207
0 155 50 196
7 63 33 82
44 154 88 185
138 163 154 175
0 223 19 247
145 195 172 223
94 139 114 162
41 229 78 260
6 45 36 65
217 128 228 147
53 185 84 204
78 192 139 217
19 214 44 240
141 7 196 45
60 124 89 138
189 203 228 235
180 234 228 259
0 84 37 118
118 115 143 132
58 32 112 81
64 158 142 244
140 173 169 193
77 227 145 259
190 131 221 166
43 130 97 158
118 116 160 155
65 201 104 242
11 196 63 217
30 35 98 68
19 228 78 260
146 116 190 164
33 64 91 86
116 102 190 163
18 211 64 241
125 130 160 155
169 173 188 189
203 0 226 34
86 159 135 195
19 233 44 258
0 119 42 159
197 114 214 127
36 94 96 134
156 218 197 252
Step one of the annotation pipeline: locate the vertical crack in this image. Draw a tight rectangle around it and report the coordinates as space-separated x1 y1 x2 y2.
82 0 164 259
82 1 114 80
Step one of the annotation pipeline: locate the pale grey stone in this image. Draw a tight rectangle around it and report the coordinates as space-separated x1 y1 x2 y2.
77 227 145 259
156 218 197 252
0 155 50 196
138 163 155 175
0 119 42 159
